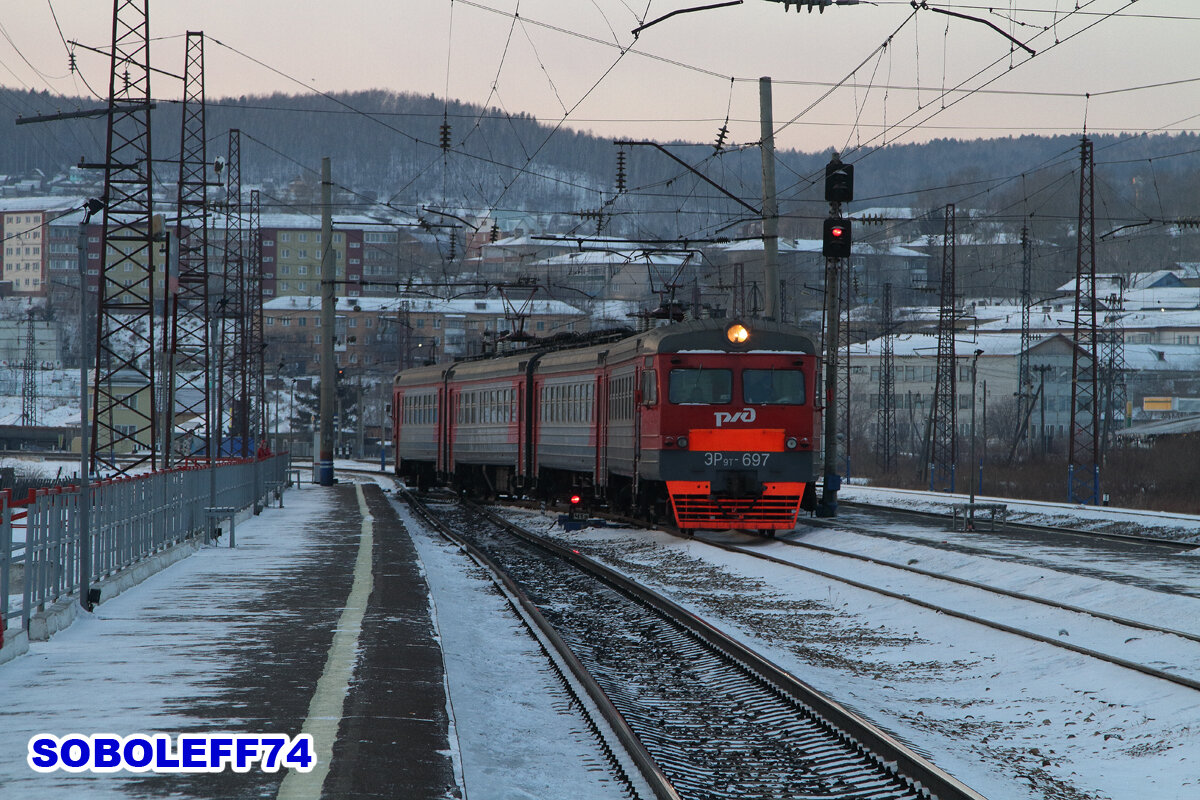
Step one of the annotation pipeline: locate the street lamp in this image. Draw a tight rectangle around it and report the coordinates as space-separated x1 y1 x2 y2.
968 348 984 530
289 378 298 455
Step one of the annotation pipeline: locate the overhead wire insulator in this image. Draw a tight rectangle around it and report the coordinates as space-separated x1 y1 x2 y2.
490 222 500 242
447 232 456 261
439 113 452 152
68 51 77 74
714 123 728 153
615 149 627 193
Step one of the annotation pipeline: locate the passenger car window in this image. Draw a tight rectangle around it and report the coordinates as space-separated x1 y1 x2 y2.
668 369 732 404
640 369 657 406
743 369 805 405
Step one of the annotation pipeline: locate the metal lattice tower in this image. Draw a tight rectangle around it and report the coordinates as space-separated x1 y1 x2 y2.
930 204 957 492
1069 137 1100 504
1015 222 1033 456
247 189 266 444
837 264 853 478
876 283 895 473
168 31 209 465
732 262 746 319
218 129 248 457
1099 282 1127 459
20 310 38 427
92 0 157 474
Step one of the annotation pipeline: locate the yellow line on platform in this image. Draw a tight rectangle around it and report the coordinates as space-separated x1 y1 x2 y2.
277 484 374 800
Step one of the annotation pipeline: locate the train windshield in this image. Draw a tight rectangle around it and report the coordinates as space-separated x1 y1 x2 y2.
743 369 806 405
669 368 732 404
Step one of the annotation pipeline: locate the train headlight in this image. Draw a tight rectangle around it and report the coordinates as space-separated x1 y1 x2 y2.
786 437 798 450
677 436 689 449
726 323 750 344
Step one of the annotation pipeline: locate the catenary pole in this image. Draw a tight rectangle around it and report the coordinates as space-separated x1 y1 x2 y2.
759 77 779 320
318 157 336 485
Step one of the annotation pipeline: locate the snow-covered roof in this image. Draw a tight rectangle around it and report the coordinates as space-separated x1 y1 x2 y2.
1122 286 1200 310
1120 308 1200 328
0 196 84 213
1124 343 1200 372
713 238 926 258
263 295 585 317
531 250 689 267
849 331 1037 358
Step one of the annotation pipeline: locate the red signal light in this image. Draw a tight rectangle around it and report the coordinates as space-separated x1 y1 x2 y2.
570 494 582 505
822 216 852 258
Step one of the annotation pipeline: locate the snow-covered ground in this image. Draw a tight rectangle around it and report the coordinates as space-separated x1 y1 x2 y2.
5 467 1199 799
0 487 333 799
399 500 639 800
499 505 1200 800
837 482 1200 543
0 478 640 800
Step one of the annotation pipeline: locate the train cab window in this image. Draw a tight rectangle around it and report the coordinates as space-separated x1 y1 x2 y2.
743 369 806 405
668 368 732 404
640 370 657 406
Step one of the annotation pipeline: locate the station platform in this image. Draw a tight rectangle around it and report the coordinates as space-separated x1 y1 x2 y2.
0 482 458 800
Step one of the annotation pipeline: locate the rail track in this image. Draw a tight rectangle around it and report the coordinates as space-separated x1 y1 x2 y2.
838 494 1199 549
402 489 985 800
678 523 1200 693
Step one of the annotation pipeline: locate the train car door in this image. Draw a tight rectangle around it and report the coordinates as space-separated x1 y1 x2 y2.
596 373 608 490
631 366 642 503
438 385 452 480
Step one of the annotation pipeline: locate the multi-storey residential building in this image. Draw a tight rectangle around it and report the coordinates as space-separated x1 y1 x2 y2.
258 214 374 300
1 197 87 297
263 295 588 376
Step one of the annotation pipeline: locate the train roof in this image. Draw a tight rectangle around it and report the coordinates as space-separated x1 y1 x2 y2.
612 319 816 356
394 319 817 384
393 362 447 388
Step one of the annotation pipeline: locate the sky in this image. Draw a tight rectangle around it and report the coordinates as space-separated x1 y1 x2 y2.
3 1 1200 156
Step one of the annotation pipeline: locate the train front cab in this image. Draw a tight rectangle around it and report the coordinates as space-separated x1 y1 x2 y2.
640 324 818 533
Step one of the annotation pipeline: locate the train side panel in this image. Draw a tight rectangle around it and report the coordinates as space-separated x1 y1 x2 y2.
445 358 526 495
531 348 602 482
393 363 447 487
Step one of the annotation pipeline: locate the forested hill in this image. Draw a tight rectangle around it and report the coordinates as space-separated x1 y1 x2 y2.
4 87 1200 238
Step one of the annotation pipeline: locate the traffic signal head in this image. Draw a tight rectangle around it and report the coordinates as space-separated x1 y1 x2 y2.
823 217 852 259
825 161 854 203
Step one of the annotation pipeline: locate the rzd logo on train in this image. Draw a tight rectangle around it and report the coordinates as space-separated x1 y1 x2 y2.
714 408 756 427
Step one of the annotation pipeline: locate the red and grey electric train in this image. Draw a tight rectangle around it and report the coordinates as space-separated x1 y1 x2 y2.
393 319 820 533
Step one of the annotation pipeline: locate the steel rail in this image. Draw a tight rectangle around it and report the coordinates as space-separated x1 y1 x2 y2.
688 531 1200 693
789 535 1200 645
475 502 988 800
402 489 681 800
836 498 1198 551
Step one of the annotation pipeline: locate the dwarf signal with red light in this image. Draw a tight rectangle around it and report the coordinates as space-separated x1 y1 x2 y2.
567 494 588 521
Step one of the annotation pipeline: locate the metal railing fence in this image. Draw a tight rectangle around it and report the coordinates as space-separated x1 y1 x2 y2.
2 454 290 640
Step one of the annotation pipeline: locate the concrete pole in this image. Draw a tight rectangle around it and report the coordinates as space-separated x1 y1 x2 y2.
759 77 779 320
318 157 336 485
